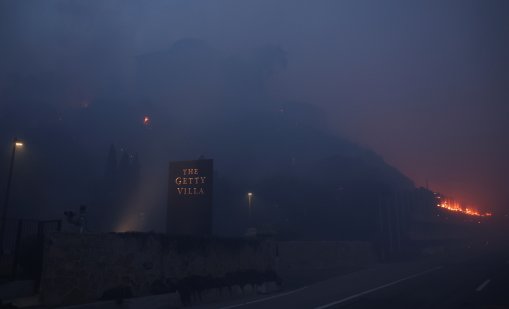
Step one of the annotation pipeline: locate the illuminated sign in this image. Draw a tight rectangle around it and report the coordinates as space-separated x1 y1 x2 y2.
167 159 213 235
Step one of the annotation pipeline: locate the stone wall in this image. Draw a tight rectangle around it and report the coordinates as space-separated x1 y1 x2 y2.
275 241 376 285
40 233 277 307
40 234 377 307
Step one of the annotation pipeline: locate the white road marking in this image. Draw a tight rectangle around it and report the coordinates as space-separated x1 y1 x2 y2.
219 286 309 309
476 279 491 292
314 266 443 309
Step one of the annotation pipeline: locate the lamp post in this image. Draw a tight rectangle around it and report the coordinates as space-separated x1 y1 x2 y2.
247 192 253 219
0 138 23 252
245 192 257 237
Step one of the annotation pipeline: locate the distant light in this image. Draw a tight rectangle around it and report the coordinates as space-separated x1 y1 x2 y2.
248 192 253 196
143 116 151 126
15 142 23 147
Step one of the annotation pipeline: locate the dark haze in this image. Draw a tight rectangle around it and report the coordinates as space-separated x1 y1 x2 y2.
0 1 508 236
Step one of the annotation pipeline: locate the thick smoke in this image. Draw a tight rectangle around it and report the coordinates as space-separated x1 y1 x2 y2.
0 1 507 234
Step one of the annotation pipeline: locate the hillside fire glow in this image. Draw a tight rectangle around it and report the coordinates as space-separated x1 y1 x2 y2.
437 199 492 217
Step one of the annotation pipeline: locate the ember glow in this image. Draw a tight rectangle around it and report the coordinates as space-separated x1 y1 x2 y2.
437 199 492 217
143 115 151 126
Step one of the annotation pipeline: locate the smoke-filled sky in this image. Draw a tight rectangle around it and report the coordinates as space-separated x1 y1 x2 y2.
1 0 508 214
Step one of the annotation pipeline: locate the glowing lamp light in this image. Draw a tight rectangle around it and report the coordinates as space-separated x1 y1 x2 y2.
248 192 253 197
143 116 151 126
15 142 24 147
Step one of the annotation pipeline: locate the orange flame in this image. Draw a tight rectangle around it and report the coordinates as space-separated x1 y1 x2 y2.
437 199 492 217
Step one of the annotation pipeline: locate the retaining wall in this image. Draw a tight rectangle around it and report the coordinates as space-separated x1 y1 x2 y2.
40 234 376 307
275 241 376 285
40 233 276 307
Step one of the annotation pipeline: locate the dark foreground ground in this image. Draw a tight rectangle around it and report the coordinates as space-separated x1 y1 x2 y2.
193 242 509 309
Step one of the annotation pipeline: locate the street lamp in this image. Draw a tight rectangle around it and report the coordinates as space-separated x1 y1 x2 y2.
0 138 24 252
245 192 257 237
247 192 253 217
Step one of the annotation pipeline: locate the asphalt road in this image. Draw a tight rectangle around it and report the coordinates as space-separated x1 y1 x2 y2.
196 247 509 309
325 251 509 309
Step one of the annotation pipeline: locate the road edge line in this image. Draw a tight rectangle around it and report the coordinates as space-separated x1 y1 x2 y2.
314 266 443 309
